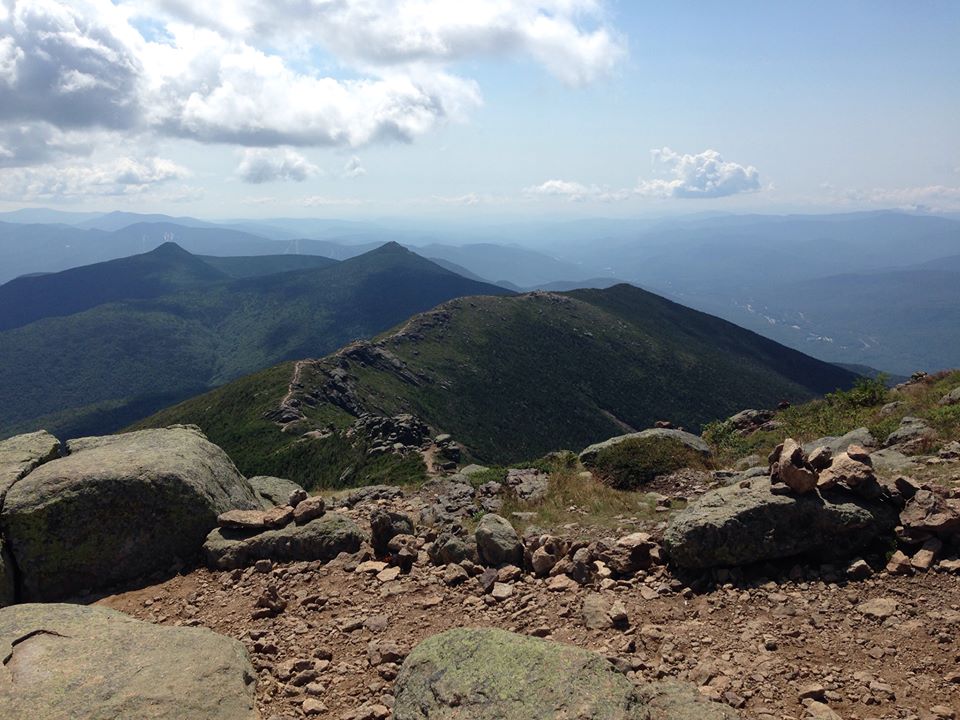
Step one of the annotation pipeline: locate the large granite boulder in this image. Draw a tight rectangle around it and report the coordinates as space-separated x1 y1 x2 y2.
0 603 257 719
393 627 735 720
203 512 364 570
0 426 260 601
579 428 710 466
248 475 305 509
0 431 60 504
663 476 901 570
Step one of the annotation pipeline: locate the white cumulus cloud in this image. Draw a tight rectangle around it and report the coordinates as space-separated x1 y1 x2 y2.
636 148 761 199
528 148 763 203
132 0 624 86
0 155 189 200
236 148 319 183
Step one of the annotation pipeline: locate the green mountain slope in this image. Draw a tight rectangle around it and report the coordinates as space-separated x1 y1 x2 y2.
0 243 229 331
135 284 857 488
0 243 510 439
198 254 338 278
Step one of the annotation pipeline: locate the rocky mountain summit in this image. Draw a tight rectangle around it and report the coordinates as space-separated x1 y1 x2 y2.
1 371 960 719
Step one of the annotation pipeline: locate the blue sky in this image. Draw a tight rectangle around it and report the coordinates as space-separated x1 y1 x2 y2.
0 0 957 218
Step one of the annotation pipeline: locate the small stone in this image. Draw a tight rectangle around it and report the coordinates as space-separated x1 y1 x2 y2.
376 567 401 583
254 559 273 573
798 683 826 701
886 550 913 575
547 575 578 592
293 496 326 525
302 698 327 715
490 582 514 601
443 564 469 586
857 597 898 620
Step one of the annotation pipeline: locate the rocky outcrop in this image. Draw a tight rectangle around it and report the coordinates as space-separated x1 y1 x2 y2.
0 430 60 504
393 627 735 720
579 428 711 466
663 476 901 570
203 513 364 570
248 475 305 509
504 468 549 502
0 426 259 601
0 603 258 719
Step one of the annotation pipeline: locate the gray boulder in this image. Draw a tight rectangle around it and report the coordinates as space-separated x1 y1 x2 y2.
663 476 900 570
203 512 364 570
802 427 877 455
579 428 710 466
248 475 305 509
1 426 259 601
885 416 936 450
0 430 60 504
939 387 960 406
393 627 735 720
370 508 415 556
0 603 257 719
475 513 522 567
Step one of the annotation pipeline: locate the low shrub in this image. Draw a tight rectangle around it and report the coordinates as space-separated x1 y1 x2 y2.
587 436 710 490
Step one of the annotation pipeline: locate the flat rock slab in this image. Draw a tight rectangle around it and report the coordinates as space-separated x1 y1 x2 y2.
393 627 735 720
0 602 258 720
1 426 260 601
203 512 364 570
248 476 305 509
0 431 60 505
663 476 900 570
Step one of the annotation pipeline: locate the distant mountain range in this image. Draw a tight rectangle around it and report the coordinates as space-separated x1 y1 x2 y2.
135 284 857 488
0 242 510 439
2 208 959 373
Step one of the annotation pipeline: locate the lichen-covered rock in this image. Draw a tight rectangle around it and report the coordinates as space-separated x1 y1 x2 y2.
393 627 735 720
0 426 259 601
663 476 900 570
0 603 258 719
579 428 710 466
475 513 522 567
0 430 60 505
248 475 305 509
203 512 364 570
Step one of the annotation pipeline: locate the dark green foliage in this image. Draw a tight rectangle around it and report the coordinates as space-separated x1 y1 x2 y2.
0 243 227 331
198 254 338 278
588 437 710 490
825 374 889 408
0 243 510 440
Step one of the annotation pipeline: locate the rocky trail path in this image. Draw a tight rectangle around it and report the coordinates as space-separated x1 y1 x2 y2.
100 489 960 720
